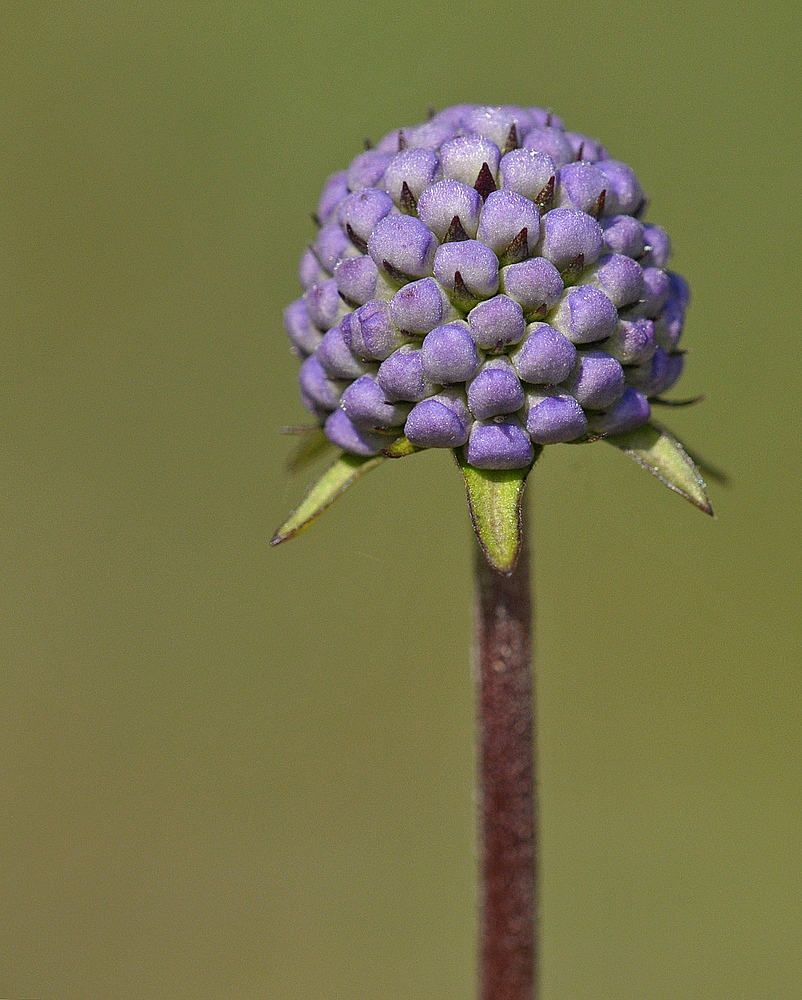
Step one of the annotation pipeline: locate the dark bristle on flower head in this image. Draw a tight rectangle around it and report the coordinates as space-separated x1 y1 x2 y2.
277 104 714 562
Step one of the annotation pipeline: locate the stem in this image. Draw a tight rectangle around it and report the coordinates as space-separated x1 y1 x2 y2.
474 508 537 1000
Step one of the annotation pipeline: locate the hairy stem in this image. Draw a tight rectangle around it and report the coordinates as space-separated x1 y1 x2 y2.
474 511 537 1000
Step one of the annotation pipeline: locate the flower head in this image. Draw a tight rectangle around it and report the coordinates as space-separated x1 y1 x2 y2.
275 106 715 571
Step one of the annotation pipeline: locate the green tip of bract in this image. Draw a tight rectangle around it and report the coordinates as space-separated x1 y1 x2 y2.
270 451 385 547
457 449 542 575
606 421 714 516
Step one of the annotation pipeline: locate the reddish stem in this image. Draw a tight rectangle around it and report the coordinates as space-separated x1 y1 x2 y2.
474 519 537 1000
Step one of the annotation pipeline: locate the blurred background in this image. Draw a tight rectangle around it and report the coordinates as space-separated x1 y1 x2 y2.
1 3 800 998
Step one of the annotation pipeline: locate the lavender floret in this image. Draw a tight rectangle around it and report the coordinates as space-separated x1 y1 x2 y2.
440 135 501 186
556 162 608 214
641 223 671 267
510 323 577 385
588 388 651 435
317 323 375 380
306 278 347 330
421 321 482 384
601 214 646 258
340 375 411 429
349 300 407 360
284 298 323 356
467 295 526 351
377 344 439 402
498 149 555 202
522 127 575 168
299 355 343 410
499 258 564 317
550 285 619 344
597 160 645 215
389 277 455 334
382 148 441 203
538 208 604 271
417 180 482 240
467 418 534 470
337 189 395 246
476 190 540 257
585 254 644 308
560 350 625 409
433 240 500 300
467 357 525 420
368 214 438 280
405 389 472 448
525 390 588 444
324 408 388 456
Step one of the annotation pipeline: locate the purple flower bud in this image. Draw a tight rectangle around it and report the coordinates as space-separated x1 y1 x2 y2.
433 240 500 300
317 171 349 224
525 389 588 444
346 149 392 191
377 344 440 402
299 355 344 410
368 214 438 279
560 350 625 409
585 253 644 308
510 323 577 384
564 131 608 163
340 374 411 429
467 417 534 470
604 319 656 365
349 300 407 360
626 346 684 396
587 388 651 435
500 258 564 317
389 277 455 334
467 294 526 351
316 323 375 379
467 357 525 419
556 162 608 214
337 188 395 246
314 222 355 272
640 223 671 267
382 147 441 204
522 127 575 168
421 320 482 383
538 208 603 271
404 389 472 448
284 297 323 356
629 267 671 318
299 248 326 290
464 106 532 148
601 214 646 258
550 285 619 344
527 108 565 130
597 160 645 215
654 299 685 351
405 120 458 151
324 408 388 456
498 148 555 202
306 278 347 330
440 135 501 186
668 270 691 308
429 105 475 128
334 255 395 307
476 190 540 256
374 128 409 154
417 180 482 240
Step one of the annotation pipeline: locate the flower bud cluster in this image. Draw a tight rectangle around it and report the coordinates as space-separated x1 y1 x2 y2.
285 104 690 469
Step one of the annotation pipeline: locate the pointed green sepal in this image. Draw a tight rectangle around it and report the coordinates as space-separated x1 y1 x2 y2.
284 428 338 474
382 435 422 459
271 451 385 546
456 448 542 575
606 421 714 515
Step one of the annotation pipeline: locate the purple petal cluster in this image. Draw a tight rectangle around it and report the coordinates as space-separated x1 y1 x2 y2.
285 105 690 469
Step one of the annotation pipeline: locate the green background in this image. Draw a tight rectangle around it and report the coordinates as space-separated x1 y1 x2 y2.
1 3 799 997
